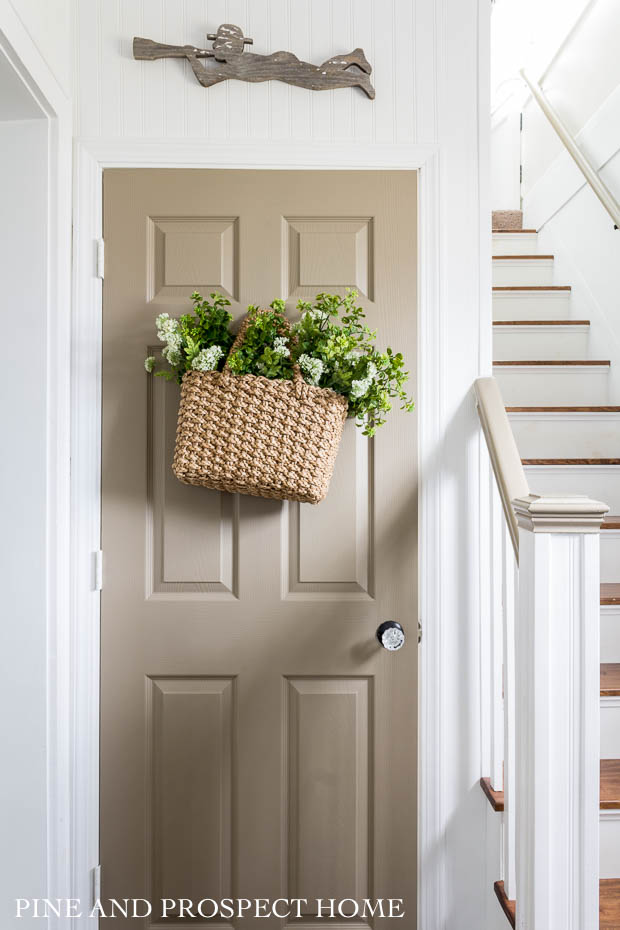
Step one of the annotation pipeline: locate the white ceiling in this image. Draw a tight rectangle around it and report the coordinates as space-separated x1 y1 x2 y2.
0 49 44 121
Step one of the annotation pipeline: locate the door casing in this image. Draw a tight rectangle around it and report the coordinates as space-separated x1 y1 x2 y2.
72 140 446 929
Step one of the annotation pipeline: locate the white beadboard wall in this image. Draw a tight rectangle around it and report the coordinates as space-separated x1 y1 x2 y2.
74 0 432 144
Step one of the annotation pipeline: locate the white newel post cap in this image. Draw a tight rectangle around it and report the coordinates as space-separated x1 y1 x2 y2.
512 494 609 534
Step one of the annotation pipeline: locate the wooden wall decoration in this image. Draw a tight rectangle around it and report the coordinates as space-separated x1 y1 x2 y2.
133 23 375 99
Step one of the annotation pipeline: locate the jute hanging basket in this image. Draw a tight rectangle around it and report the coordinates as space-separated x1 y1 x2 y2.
172 310 349 504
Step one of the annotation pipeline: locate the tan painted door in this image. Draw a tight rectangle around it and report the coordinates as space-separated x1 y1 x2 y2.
101 169 417 927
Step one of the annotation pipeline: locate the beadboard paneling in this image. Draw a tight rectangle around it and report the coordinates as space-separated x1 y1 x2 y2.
74 0 425 144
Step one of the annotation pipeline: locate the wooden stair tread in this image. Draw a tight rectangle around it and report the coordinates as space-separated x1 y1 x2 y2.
507 406 620 412
601 880 620 928
602 664 620 696
493 228 537 234
480 777 504 811
482 760 620 810
493 285 571 291
494 359 610 366
601 760 620 808
522 458 620 465
492 254 553 260
603 516 620 530
494 319 589 326
495 879 620 928
601 584 620 606
494 881 515 927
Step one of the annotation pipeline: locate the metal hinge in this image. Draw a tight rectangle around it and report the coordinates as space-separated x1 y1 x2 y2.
519 164 523 184
91 864 102 910
93 550 103 591
519 111 523 131
96 238 105 279
418 620 422 644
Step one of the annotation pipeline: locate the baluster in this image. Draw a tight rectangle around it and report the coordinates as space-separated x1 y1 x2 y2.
490 474 504 792
502 518 517 901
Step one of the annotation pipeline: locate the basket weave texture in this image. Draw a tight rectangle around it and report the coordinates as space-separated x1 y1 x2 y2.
172 311 349 504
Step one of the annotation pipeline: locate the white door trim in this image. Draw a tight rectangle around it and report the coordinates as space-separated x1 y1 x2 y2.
0 2 73 924
73 139 445 928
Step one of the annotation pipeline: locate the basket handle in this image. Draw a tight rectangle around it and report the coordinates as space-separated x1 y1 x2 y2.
222 308 304 385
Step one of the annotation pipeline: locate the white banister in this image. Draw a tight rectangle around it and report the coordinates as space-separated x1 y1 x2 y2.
475 376 608 928
475 377 529 561
513 494 608 930
521 68 620 230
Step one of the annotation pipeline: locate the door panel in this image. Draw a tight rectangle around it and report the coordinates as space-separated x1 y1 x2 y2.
102 169 417 927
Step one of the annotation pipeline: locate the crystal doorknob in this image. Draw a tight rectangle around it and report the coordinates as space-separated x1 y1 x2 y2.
376 620 405 651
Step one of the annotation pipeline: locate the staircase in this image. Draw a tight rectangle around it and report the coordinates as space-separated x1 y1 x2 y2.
486 219 620 927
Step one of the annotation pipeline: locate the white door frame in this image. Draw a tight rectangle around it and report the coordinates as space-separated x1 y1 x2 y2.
73 139 447 927
0 4 73 923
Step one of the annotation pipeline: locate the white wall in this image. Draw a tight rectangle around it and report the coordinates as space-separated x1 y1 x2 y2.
521 0 620 401
7 0 71 94
72 1 493 928
0 116 49 927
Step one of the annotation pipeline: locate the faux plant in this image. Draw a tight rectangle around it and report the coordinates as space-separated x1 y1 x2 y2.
145 290 414 436
144 291 234 382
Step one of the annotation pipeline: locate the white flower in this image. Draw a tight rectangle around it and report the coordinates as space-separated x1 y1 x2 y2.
191 345 224 371
156 313 181 344
350 377 372 400
298 353 324 386
302 308 329 325
144 356 156 373
273 335 290 358
366 362 378 380
162 344 182 367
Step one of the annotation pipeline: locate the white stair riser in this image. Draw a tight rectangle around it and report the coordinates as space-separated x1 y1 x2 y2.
492 232 539 255
601 818 620 879
524 465 620 510
494 366 609 405
493 292 571 320
509 414 620 458
494 326 589 360
601 608 620 662
601 699 620 758
492 259 554 286
601 534 620 584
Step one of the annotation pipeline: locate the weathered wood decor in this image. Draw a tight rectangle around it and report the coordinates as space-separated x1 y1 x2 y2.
133 23 375 98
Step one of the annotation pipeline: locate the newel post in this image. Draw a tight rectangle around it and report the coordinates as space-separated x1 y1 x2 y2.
513 495 608 930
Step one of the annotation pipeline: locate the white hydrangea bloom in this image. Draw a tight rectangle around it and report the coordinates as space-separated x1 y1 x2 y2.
350 360 378 400
144 356 156 373
298 353 324 386
162 344 182 367
350 377 371 400
303 308 329 325
156 313 181 344
273 335 290 358
191 345 224 371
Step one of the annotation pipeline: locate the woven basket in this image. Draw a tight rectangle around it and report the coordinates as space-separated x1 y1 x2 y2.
172 310 349 504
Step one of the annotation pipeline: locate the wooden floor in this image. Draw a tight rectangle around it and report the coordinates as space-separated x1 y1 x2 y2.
495 879 620 928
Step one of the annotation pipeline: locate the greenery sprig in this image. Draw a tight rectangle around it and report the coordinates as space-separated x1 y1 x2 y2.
145 290 414 436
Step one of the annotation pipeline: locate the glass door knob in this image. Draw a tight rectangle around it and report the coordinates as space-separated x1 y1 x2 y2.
376 620 405 651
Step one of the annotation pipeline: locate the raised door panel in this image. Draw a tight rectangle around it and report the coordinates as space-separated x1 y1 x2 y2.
147 677 234 909
147 375 239 598
285 678 371 914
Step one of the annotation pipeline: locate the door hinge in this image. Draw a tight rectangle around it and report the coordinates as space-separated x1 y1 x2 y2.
96 238 105 279
417 620 422 644
519 164 523 184
93 550 103 591
91 864 102 910
519 111 523 132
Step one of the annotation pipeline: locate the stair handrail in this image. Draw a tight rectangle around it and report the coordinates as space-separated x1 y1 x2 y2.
474 376 530 561
520 68 620 230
